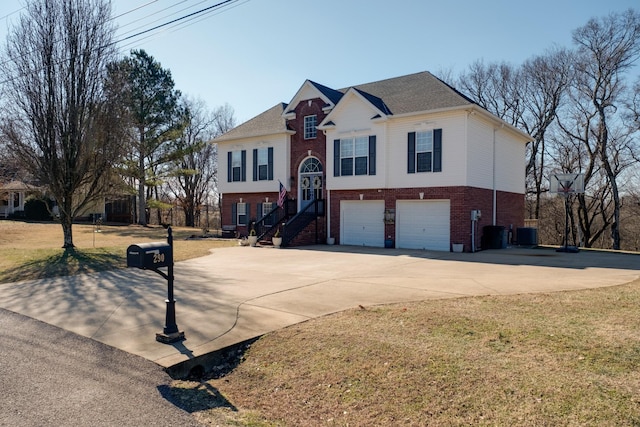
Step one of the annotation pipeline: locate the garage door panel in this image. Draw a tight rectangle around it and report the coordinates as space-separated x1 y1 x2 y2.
341 201 384 247
397 200 450 251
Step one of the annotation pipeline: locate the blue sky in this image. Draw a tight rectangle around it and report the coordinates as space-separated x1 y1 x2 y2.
0 0 638 123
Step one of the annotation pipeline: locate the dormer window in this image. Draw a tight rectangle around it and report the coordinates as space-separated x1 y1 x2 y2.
304 115 317 139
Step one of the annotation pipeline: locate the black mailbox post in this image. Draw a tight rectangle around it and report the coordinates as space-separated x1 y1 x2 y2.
126 227 185 344
127 242 172 269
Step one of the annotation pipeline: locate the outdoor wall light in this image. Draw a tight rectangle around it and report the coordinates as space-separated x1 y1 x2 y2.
384 208 395 224
419 192 424 199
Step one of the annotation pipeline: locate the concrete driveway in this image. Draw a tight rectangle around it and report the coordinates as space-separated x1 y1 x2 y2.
1 245 638 376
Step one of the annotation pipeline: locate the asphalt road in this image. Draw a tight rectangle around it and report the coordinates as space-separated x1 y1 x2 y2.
0 308 200 427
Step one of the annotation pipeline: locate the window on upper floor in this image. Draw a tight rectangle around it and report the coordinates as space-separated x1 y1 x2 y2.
304 115 317 139
227 150 246 182
333 136 376 177
408 129 442 173
253 147 273 181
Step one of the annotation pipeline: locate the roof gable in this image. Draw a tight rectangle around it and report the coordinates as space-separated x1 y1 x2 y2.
283 80 343 115
345 71 475 115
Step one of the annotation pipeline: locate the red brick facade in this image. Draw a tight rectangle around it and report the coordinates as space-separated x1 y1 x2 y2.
288 98 328 197
220 97 525 251
327 187 524 251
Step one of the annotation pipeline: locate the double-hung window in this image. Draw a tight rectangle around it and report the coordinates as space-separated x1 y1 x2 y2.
235 202 247 226
253 147 273 181
227 150 246 182
408 129 442 173
333 136 376 177
304 115 317 139
261 202 274 226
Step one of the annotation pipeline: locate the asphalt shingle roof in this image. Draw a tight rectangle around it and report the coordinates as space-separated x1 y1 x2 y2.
214 102 289 142
214 71 477 142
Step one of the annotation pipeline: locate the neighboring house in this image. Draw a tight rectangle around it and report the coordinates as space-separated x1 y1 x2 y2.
215 71 531 251
0 181 35 218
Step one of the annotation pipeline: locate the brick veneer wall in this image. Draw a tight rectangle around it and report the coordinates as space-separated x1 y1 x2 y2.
287 98 328 197
328 186 524 251
221 192 281 237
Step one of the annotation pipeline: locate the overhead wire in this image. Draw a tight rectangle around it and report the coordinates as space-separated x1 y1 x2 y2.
118 0 250 51
0 0 245 86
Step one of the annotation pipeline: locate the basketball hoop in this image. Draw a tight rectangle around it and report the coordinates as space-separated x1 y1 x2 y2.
548 173 584 253
549 173 584 196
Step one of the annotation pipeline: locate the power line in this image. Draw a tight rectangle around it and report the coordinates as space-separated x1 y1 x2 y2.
116 0 237 44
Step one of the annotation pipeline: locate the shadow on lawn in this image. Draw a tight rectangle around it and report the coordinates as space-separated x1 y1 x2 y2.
0 248 124 283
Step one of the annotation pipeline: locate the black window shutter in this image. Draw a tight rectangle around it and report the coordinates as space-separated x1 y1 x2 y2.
241 150 247 182
247 203 251 221
231 203 237 225
433 129 442 172
408 132 416 174
268 147 274 180
252 149 258 181
257 203 263 219
227 152 232 182
333 139 341 177
369 136 376 175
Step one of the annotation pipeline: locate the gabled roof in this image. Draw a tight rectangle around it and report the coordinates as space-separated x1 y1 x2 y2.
214 102 290 143
215 71 488 142
343 71 475 115
308 80 344 106
0 180 38 191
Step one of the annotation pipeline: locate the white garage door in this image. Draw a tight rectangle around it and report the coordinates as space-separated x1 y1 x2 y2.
396 200 450 251
341 200 385 247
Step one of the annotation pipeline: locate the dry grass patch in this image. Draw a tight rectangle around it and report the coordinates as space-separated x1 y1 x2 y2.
173 280 640 426
0 220 236 283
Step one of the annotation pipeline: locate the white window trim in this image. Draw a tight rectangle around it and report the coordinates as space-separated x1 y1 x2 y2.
237 202 247 226
304 115 317 139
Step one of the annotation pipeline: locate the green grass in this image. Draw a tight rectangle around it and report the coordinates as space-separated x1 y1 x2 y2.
0 221 237 284
172 280 640 426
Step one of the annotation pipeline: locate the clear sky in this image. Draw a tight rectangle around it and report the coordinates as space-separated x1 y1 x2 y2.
0 0 638 123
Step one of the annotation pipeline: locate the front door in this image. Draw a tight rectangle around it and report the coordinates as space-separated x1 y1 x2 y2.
299 157 323 210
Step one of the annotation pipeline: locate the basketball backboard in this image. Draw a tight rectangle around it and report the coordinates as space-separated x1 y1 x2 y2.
549 173 584 196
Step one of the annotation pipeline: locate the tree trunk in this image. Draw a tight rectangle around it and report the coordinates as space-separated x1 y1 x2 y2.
137 153 146 225
60 197 75 249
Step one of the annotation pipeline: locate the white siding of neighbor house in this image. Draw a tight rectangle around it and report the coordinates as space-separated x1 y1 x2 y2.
217 134 290 194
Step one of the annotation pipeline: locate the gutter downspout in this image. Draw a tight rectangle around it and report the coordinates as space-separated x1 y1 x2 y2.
327 189 331 242
492 128 497 226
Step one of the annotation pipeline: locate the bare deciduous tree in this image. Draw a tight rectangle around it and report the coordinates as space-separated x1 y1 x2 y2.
562 8 640 249
167 100 235 227
0 0 120 248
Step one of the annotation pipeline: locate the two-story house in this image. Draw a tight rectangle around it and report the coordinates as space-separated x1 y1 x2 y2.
215 71 531 251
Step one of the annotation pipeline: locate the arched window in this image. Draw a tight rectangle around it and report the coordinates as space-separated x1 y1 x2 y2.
300 157 323 174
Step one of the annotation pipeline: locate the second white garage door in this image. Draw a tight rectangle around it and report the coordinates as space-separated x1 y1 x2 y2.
396 200 450 251
340 200 385 247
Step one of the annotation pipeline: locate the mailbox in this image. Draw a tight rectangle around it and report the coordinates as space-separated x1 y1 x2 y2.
127 242 173 270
